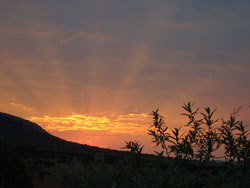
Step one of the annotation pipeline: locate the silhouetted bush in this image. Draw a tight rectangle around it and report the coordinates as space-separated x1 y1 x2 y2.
60 102 250 187
148 102 250 165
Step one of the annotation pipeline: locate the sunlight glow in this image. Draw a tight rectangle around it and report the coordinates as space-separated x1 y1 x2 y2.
29 113 150 134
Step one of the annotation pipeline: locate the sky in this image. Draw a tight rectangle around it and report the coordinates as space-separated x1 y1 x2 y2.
1 0 250 154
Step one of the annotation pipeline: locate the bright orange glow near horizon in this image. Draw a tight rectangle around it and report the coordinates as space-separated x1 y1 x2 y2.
1 100 250 154
28 113 149 133
27 113 154 152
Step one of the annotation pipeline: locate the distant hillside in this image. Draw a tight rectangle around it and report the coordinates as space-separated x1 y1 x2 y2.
0 112 118 154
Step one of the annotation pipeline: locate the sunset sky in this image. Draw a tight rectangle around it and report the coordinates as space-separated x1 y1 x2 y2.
1 0 250 153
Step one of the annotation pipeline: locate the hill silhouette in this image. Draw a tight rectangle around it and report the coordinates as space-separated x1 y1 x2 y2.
0 112 117 153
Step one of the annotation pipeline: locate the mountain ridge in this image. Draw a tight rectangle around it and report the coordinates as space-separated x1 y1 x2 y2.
0 112 120 154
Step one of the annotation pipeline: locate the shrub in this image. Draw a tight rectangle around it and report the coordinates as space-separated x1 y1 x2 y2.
147 102 250 164
122 141 143 154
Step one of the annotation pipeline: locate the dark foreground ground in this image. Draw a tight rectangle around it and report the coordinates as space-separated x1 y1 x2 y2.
1 143 250 188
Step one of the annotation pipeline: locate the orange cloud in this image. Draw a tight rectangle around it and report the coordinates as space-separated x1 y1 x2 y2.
28 113 151 134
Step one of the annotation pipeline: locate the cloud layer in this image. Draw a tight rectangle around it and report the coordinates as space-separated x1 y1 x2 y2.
1 0 250 152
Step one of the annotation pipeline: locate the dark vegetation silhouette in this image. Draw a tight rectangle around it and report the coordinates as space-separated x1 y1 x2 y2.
60 102 250 187
122 141 143 154
0 102 250 187
148 103 250 166
0 139 34 188
0 112 128 187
